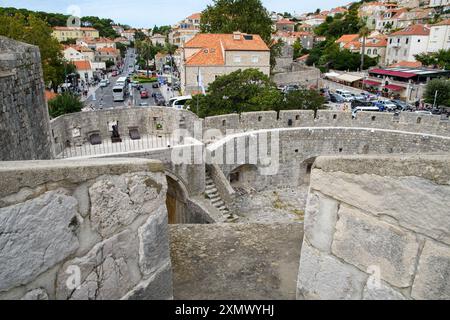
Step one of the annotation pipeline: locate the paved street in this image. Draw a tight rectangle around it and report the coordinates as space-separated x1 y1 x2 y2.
83 48 163 110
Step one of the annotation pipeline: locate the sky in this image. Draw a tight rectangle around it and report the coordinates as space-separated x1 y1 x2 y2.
0 0 350 28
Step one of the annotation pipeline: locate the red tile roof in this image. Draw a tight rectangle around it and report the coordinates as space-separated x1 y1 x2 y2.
365 37 388 47
336 34 359 43
389 61 423 68
390 24 430 36
276 19 295 25
73 60 92 70
185 33 269 66
187 13 202 20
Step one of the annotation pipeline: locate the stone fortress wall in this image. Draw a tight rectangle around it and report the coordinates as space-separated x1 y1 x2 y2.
0 158 173 300
1 36 449 300
298 155 450 300
0 37 53 161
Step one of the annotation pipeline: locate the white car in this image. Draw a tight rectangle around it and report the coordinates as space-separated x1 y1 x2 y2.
340 93 354 102
99 79 109 88
415 110 433 115
377 100 397 111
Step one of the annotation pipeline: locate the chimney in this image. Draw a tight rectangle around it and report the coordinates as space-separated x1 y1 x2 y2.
233 31 242 40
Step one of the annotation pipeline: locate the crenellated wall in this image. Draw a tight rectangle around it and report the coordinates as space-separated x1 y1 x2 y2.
297 155 450 300
0 158 173 300
50 107 200 152
203 110 450 138
206 127 450 191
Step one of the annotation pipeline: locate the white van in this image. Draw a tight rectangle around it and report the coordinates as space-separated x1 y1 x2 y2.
352 106 380 118
168 95 192 110
336 89 352 96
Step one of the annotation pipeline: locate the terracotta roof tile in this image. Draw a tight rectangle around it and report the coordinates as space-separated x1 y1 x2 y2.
336 34 359 43
187 13 202 20
73 60 92 70
390 24 430 36
276 19 296 25
185 33 269 66
389 61 423 68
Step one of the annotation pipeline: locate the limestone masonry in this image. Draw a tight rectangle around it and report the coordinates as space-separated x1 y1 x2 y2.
0 37 449 300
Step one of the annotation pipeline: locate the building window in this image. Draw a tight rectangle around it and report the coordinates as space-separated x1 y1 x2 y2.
234 55 241 63
252 56 259 63
406 38 409 44
418 39 421 42
389 38 392 44
367 49 372 55
373 49 377 55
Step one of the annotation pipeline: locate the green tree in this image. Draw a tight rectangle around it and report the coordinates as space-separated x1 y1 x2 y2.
200 0 280 70
424 79 450 107
48 92 83 118
359 25 370 71
189 68 282 117
136 40 159 76
283 89 326 115
293 38 303 59
416 49 450 69
0 13 66 90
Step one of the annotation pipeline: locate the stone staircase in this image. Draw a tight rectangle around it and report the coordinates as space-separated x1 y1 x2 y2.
205 175 239 223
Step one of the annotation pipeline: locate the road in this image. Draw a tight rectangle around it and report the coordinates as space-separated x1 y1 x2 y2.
84 48 163 110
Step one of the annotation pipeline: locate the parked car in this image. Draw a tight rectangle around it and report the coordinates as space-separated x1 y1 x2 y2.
284 84 300 94
391 99 412 111
140 90 149 99
376 100 397 112
350 93 366 101
154 93 165 106
340 93 354 102
99 79 109 88
330 93 345 103
360 92 377 101
351 100 373 109
152 82 160 89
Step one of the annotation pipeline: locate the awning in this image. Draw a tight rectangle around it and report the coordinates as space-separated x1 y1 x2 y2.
363 79 381 86
384 84 405 91
324 72 340 78
336 74 364 83
369 68 417 79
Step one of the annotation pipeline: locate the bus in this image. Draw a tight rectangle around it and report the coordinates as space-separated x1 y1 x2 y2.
113 84 126 102
116 77 127 87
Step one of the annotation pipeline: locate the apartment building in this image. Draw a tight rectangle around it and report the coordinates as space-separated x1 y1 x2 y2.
385 24 430 65
52 27 99 42
180 32 270 94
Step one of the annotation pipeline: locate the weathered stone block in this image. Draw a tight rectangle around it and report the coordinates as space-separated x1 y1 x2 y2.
89 172 165 237
0 191 79 292
304 191 339 252
332 206 420 288
56 230 141 300
310 170 450 245
412 240 450 300
121 262 173 300
21 288 49 300
138 205 170 277
297 242 367 300
362 280 407 300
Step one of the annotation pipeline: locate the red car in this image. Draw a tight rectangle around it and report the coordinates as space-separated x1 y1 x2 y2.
140 90 149 99
111 71 118 77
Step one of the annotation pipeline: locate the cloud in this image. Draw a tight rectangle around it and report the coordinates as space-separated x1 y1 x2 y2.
0 0 350 27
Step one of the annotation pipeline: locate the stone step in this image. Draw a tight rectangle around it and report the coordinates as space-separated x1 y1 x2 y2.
205 188 218 195
217 205 228 211
210 197 222 204
206 191 219 198
214 201 226 208
205 188 218 194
